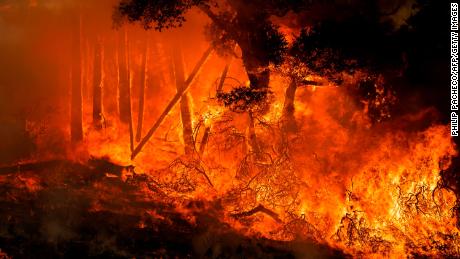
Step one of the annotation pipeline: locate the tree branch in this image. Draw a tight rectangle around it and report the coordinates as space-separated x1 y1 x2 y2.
231 204 282 223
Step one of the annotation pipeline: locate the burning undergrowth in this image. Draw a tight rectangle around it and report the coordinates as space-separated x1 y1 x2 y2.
3 74 458 257
202 80 458 256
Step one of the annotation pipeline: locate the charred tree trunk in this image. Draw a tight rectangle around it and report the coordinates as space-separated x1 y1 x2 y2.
173 46 194 155
127 34 134 152
71 14 83 143
199 6 270 90
241 51 270 90
235 13 271 91
238 39 266 154
118 29 132 125
281 80 298 132
92 38 103 130
229 16 272 155
136 38 148 142
198 128 210 156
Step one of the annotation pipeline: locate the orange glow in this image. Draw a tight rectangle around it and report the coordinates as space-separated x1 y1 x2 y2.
2 2 458 257
75 61 459 256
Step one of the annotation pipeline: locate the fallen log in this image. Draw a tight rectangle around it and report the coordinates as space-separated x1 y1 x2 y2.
131 46 213 159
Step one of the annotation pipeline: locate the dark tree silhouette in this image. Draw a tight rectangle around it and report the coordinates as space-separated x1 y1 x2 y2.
118 29 132 125
71 13 83 143
92 38 103 130
113 0 309 92
116 0 452 155
135 37 148 142
113 0 415 113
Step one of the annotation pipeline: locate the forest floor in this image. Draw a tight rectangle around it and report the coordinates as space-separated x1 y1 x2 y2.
0 159 346 258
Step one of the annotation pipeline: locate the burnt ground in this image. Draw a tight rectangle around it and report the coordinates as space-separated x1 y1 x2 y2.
0 159 346 259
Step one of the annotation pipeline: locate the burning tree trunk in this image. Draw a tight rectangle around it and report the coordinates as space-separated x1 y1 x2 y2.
173 46 194 155
92 38 103 130
281 80 298 132
118 29 131 125
135 38 148 142
71 13 83 143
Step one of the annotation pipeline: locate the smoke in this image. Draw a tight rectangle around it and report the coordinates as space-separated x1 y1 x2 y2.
0 0 114 163
0 0 219 163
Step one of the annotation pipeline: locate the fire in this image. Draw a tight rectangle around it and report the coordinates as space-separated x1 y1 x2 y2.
73 58 459 256
0 2 457 257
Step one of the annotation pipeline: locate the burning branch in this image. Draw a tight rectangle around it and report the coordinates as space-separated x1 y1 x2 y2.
231 204 282 223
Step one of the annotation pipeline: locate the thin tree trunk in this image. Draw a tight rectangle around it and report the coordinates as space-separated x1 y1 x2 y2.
238 43 265 155
127 36 134 152
118 28 134 152
81 38 87 102
238 40 270 90
173 46 194 155
135 38 148 142
118 28 131 124
71 13 83 143
131 46 213 159
281 80 298 132
92 38 103 130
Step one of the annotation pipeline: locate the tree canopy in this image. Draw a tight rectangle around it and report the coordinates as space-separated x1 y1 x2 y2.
114 0 449 120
